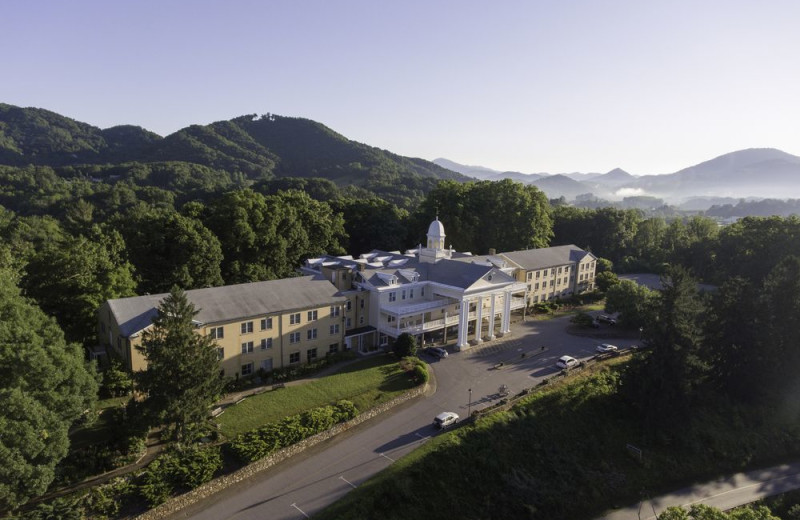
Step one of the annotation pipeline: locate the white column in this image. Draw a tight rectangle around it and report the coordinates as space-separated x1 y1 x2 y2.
488 293 496 340
457 300 470 350
502 290 512 333
475 297 483 344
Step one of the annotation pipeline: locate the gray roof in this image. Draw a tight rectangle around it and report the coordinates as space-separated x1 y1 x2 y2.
107 276 346 337
500 245 594 271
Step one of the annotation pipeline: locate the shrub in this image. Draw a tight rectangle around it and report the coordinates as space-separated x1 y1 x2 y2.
84 477 135 519
392 333 417 358
227 400 359 463
136 445 222 507
413 364 429 384
101 359 133 398
570 312 595 328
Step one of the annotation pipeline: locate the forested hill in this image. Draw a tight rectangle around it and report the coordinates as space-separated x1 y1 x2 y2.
0 103 465 205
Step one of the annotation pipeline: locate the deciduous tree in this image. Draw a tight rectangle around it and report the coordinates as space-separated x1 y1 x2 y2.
0 268 98 510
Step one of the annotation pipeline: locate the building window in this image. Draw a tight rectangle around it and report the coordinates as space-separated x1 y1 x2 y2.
307 348 318 362
216 347 224 360
421 287 425 296
241 362 254 376
241 341 254 354
241 322 253 334
289 352 300 364
360 298 365 308
410 288 414 298
261 338 272 350
536 271 541 279
401 289 406 300
387 315 396 323
289 332 301 344
558 267 562 274
261 317 273 330
308 310 318 321
550 280 554 287
389 292 396 302
534 283 539 290
346 317 352 328
210 326 224 339
329 343 339 354
346 300 352 311
330 306 341 317
359 316 364 325
307 328 318 340
330 324 340 335
290 313 301 325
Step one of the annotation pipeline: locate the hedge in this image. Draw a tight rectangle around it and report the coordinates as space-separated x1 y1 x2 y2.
227 400 359 463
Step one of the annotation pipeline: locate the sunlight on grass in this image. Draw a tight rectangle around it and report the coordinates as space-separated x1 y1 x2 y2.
217 354 415 438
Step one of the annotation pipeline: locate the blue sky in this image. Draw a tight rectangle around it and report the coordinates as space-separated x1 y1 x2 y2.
2 0 799 174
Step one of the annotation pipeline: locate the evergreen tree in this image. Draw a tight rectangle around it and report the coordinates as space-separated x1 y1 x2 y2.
623 266 707 435
135 287 224 442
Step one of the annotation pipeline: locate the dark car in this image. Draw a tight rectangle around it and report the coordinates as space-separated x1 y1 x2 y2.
426 346 449 358
597 314 617 325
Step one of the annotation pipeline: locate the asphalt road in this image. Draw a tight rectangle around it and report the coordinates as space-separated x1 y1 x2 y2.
598 461 800 520
169 314 638 520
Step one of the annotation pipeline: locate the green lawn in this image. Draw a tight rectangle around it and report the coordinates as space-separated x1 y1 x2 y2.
217 354 415 438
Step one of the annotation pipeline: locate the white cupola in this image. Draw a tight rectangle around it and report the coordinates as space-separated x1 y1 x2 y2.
426 216 446 250
419 216 452 263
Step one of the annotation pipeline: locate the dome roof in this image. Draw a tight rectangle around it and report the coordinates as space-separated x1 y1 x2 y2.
427 217 445 238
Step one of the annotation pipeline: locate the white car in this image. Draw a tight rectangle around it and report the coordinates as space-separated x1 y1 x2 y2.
433 412 459 429
596 343 618 353
556 355 579 370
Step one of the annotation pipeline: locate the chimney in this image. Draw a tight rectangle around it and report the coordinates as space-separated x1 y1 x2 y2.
488 248 496 256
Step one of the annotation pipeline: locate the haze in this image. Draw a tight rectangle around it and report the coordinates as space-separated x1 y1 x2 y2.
2 0 799 174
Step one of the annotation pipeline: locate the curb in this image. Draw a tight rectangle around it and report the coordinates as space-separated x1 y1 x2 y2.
135 383 429 520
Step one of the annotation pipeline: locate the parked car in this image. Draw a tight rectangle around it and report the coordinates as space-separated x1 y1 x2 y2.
596 343 618 353
597 314 617 325
426 346 449 358
433 411 459 429
556 355 579 370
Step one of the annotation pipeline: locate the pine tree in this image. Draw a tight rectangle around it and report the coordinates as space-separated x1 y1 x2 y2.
136 287 223 442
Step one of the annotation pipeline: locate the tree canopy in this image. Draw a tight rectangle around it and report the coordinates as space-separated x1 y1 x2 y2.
0 268 98 510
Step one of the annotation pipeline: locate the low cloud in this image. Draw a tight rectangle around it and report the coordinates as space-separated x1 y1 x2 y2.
615 187 647 198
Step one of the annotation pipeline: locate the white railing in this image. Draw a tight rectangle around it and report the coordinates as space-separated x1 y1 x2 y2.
384 298 453 316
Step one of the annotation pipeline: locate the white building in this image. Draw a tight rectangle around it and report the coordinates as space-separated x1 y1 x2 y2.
302 218 594 353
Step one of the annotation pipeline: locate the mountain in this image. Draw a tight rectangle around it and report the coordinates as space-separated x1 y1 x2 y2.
631 148 800 200
0 104 467 191
0 103 163 165
592 168 634 186
531 174 589 200
438 149 800 206
432 158 545 183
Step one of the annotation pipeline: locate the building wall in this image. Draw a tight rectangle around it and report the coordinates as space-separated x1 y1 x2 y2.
100 302 347 378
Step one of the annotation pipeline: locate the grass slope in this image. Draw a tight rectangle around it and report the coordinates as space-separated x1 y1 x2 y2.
217 355 414 439
316 359 800 520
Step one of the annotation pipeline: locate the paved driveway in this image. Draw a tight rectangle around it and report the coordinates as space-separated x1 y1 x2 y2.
171 315 639 520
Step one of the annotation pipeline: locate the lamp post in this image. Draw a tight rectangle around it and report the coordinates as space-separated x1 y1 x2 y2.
468 388 472 418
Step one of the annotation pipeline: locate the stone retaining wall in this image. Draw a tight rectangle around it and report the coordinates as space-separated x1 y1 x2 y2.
136 384 427 520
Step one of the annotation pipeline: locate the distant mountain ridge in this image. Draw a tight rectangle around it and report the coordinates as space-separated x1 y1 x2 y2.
435 148 800 204
0 103 467 188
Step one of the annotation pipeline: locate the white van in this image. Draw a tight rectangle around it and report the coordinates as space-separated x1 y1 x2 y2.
433 412 459 429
